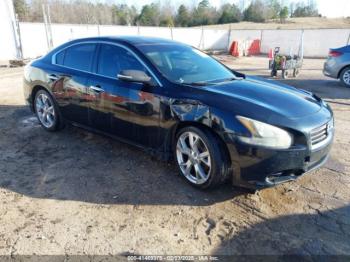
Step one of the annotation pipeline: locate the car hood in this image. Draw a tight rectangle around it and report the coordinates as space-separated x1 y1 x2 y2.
203 76 323 119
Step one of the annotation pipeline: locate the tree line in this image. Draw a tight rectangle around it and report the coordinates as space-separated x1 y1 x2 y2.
14 0 319 27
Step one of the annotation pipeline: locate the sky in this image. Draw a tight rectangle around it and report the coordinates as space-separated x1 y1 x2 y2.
316 0 350 17
109 0 350 18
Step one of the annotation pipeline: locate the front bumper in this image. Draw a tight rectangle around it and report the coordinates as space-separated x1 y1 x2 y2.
226 135 333 189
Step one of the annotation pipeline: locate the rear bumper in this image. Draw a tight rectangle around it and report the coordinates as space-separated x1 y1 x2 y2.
323 60 339 79
226 136 333 190
23 77 34 112
323 69 336 78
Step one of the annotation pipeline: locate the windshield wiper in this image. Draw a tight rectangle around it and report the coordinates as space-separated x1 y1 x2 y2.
182 81 213 86
218 77 237 83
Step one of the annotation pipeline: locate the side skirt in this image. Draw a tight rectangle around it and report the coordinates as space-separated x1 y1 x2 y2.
67 120 171 161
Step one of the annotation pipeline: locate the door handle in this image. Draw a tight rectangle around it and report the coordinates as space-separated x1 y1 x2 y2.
48 74 59 82
89 85 104 93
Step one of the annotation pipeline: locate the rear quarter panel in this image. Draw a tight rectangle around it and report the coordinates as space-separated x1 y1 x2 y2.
23 61 52 110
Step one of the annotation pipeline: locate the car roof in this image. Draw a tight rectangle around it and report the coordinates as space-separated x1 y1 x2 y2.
45 36 188 63
73 36 183 46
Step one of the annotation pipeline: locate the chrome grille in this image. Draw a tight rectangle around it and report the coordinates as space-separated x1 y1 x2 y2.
310 123 328 146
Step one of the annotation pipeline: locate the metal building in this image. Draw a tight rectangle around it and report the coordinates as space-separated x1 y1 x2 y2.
0 0 21 60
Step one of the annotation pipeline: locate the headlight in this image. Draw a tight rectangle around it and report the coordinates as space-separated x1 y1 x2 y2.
236 116 293 149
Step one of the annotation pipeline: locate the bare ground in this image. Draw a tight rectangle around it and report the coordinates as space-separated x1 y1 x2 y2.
0 57 349 258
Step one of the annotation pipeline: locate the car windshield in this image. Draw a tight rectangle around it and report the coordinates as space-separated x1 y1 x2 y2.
137 44 236 85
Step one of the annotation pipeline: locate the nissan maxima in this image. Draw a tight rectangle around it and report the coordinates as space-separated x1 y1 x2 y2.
23 36 334 190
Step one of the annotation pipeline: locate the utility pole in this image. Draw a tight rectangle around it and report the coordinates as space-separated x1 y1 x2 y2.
198 26 204 50
47 4 53 49
227 24 231 51
299 29 304 61
7 0 23 60
42 4 53 50
14 13 23 59
170 26 173 40
42 4 49 50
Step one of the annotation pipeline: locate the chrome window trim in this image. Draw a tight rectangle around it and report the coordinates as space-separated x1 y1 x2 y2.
51 40 163 87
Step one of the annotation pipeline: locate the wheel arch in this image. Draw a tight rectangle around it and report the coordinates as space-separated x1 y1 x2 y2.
166 121 232 166
31 84 65 130
31 85 49 112
337 65 350 79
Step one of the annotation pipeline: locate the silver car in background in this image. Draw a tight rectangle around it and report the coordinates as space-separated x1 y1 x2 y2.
323 45 350 87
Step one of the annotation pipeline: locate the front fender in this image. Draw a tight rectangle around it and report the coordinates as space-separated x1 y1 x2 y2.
165 98 243 185
165 97 247 144
169 98 211 125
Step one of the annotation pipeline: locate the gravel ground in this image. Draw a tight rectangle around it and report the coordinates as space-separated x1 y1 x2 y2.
0 57 349 258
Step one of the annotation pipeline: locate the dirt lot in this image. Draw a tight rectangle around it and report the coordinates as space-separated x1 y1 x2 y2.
0 56 349 258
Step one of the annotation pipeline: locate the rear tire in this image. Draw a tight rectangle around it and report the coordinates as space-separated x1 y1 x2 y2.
34 89 63 131
174 126 230 189
340 66 350 88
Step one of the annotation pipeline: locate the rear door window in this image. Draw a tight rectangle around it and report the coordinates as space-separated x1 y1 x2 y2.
55 50 65 65
58 44 96 72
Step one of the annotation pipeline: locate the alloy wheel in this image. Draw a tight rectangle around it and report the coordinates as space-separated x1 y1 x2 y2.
35 93 56 128
343 70 350 86
176 131 211 185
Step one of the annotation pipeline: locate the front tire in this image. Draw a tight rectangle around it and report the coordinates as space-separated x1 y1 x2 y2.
340 66 350 87
34 89 61 131
174 126 230 189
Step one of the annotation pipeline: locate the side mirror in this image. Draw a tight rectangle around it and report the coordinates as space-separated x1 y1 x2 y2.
117 70 155 86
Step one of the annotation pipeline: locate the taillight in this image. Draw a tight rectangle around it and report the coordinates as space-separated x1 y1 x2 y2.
329 50 343 57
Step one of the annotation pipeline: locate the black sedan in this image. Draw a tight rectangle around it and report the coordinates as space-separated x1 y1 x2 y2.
23 36 334 190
